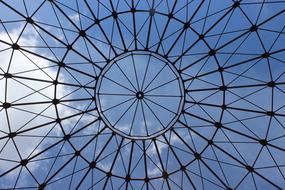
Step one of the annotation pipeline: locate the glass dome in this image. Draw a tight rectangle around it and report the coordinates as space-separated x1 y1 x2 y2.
0 0 285 189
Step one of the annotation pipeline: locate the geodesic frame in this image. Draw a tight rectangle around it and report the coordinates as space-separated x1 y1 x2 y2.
0 0 285 189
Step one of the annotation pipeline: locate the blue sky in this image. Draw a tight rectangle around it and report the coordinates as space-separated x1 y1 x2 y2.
0 0 285 189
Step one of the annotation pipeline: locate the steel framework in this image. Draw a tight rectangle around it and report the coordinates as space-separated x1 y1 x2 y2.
0 0 285 189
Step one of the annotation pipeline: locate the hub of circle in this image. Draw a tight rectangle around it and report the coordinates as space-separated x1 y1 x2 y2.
95 51 185 140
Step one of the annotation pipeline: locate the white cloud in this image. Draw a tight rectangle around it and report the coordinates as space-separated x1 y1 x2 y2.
69 13 80 23
0 26 66 176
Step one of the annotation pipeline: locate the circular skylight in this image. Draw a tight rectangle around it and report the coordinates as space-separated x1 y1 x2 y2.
95 51 184 140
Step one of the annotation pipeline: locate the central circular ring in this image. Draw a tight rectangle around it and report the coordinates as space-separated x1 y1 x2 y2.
95 51 185 140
